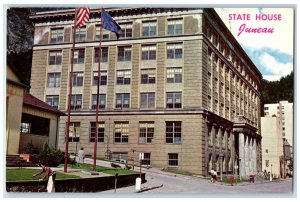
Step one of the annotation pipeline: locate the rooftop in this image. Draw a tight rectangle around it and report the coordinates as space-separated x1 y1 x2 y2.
23 93 65 116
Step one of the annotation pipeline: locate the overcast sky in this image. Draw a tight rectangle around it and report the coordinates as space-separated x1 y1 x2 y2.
215 8 294 81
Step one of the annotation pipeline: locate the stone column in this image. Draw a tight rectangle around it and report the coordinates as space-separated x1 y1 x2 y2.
245 135 250 175
249 137 253 173
239 132 245 177
211 124 217 170
224 130 229 174
253 138 257 173
231 132 235 174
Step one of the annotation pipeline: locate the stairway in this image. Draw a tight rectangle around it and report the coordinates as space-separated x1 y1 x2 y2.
6 155 36 167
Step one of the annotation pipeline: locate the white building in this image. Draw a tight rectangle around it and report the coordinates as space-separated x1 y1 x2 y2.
264 101 293 147
261 116 284 178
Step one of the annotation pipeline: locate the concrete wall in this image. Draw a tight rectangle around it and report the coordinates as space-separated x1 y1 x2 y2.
6 173 146 192
19 134 49 153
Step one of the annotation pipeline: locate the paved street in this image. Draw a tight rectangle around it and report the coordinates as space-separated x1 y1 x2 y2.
77 157 293 195
101 168 293 195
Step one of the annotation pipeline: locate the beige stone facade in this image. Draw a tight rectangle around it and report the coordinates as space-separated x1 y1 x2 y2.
30 8 262 176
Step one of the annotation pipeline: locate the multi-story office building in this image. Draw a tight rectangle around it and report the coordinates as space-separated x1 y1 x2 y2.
30 8 262 176
262 101 293 178
264 101 293 147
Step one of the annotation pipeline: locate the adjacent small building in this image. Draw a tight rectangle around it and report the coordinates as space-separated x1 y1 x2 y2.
6 62 64 155
19 92 65 153
261 116 284 178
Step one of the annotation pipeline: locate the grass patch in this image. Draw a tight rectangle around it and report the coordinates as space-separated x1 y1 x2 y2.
59 163 138 175
220 177 249 183
161 168 196 176
6 168 80 181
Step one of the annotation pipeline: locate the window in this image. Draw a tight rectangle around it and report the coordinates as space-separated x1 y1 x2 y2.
166 121 181 144
50 28 64 43
93 71 107 86
119 23 132 38
167 67 182 83
20 123 30 134
140 92 155 109
118 46 132 61
167 19 183 35
114 122 129 143
94 47 108 63
142 21 157 36
142 45 156 60
46 95 59 109
264 107 269 110
49 50 62 65
68 122 80 142
95 25 110 41
139 122 154 144
265 149 268 153
73 49 85 64
116 70 131 85
21 113 50 136
115 93 130 109
166 92 182 108
47 73 61 88
265 160 269 167
70 94 82 110
168 153 179 166
167 43 183 59
141 69 156 84
141 153 151 165
90 122 105 142
72 72 84 86
75 26 86 42
91 94 106 109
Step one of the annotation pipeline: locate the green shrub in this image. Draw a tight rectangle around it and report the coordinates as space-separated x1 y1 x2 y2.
24 142 39 154
38 142 65 167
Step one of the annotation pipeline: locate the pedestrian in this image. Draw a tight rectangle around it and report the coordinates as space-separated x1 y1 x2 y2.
33 163 56 193
78 147 85 168
209 169 217 183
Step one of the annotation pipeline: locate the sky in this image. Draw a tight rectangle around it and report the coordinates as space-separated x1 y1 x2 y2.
215 8 294 81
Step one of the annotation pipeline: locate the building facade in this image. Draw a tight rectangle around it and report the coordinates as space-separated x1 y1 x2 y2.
262 101 293 178
30 8 262 176
261 116 284 178
264 101 293 147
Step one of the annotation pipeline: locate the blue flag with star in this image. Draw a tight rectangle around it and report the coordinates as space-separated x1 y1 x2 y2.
102 10 121 39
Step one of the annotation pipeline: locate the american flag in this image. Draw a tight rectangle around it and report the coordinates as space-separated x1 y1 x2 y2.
75 7 90 29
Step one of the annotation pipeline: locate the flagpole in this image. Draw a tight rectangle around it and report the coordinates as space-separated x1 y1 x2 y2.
93 8 104 171
64 8 78 173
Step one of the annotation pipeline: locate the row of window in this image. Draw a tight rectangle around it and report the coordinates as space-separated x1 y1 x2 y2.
110 152 178 166
46 92 182 110
67 121 182 146
50 18 183 43
207 27 258 90
48 43 183 65
47 67 182 87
